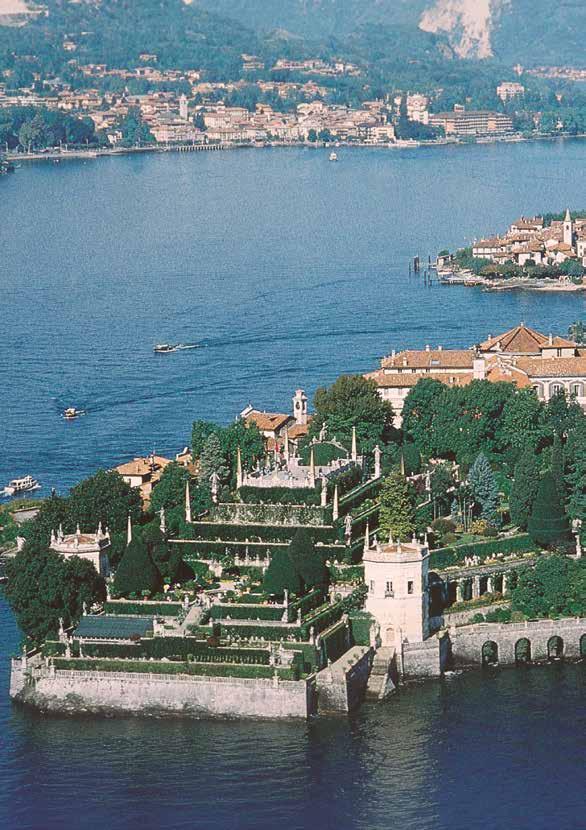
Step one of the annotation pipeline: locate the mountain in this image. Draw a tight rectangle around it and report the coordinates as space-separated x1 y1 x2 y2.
196 0 586 66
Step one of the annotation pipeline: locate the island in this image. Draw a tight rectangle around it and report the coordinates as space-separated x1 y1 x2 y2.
437 210 586 291
3 326 586 719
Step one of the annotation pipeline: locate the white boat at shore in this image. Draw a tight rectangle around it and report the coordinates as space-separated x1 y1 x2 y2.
2 475 41 497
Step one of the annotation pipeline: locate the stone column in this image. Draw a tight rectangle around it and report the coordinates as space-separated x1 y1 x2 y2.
501 573 507 595
487 576 494 594
456 581 463 603
472 576 480 600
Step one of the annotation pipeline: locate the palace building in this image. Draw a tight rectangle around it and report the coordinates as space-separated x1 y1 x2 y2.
366 323 586 425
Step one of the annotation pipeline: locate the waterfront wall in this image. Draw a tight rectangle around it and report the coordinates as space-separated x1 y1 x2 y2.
450 617 586 666
11 662 315 719
402 632 450 678
316 646 373 714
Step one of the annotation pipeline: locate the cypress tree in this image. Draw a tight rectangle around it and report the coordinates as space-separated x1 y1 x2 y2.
528 472 571 548
469 453 499 525
510 448 540 529
199 433 229 489
378 470 415 541
288 528 328 591
551 433 566 501
262 547 304 598
113 538 163 597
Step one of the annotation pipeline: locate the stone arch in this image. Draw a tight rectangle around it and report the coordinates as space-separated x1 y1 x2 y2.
482 640 498 666
515 637 531 664
547 635 564 660
580 634 586 658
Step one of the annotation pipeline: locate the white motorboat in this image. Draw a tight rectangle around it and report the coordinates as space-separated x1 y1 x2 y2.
3 475 41 496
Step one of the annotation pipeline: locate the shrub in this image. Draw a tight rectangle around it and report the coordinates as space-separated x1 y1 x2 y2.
431 518 456 537
113 539 162 597
429 534 534 569
238 486 319 506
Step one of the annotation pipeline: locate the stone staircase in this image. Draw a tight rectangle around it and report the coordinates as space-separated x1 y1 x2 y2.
365 646 397 701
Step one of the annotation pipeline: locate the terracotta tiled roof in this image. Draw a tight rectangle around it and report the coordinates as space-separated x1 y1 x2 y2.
114 456 172 478
478 324 548 354
245 411 292 433
288 422 311 439
516 357 586 378
485 364 532 388
366 370 474 389
539 336 576 350
380 349 474 370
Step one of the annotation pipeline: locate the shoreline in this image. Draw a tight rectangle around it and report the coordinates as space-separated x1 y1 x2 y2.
6 132 586 167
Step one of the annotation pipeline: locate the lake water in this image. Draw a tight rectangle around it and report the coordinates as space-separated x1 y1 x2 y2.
1 140 586 829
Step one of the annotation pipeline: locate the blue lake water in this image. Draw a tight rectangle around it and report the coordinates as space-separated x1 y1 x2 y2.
1 140 586 829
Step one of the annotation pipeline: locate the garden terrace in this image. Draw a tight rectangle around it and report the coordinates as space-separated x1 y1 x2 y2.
211 502 331 527
52 658 302 681
179 521 335 544
238 486 320 506
74 615 154 639
339 477 383 516
171 539 346 563
429 534 536 569
103 600 185 617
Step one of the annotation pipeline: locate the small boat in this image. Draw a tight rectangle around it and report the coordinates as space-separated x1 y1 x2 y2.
329 151 338 162
154 343 179 353
63 407 85 420
2 475 41 496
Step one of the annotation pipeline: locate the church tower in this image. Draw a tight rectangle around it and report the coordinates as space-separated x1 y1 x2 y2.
563 208 574 248
292 389 308 426
179 94 188 121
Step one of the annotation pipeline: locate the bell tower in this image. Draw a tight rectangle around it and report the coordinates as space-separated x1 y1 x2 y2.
292 389 308 426
563 208 574 248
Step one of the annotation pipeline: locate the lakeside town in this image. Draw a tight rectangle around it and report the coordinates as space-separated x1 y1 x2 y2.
437 209 586 292
2 53 586 169
2 321 586 719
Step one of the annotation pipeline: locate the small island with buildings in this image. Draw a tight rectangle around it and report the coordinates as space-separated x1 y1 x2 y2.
3 323 586 720
437 209 586 291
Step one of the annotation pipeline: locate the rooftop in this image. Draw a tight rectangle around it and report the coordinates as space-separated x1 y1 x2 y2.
73 615 153 640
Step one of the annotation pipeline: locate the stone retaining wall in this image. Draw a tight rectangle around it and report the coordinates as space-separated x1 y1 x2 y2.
11 662 315 719
450 617 586 666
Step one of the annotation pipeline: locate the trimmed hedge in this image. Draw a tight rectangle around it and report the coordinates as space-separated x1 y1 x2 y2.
238 486 320 506
339 477 383 514
210 603 286 622
329 564 364 584
185 522 335 544
104 601 183 617
430 534 535 570
216 623 301 641
211 502 329 527
288 587 324 621
320 621 349 663
348 611 374 646
53 657 299 681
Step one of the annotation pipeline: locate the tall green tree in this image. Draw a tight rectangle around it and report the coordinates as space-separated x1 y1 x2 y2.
199 433 229 488
469 453 499 525
5 545 106 643
401 378 445 456
113 538 162 597
310 374 394 452
509 448 541 529
22 495 72 548
498 387 546 459
262 547 303 598
512 555 586 619
287 528 328 591
68 470 142 535
528 472 570 548
378 470 415 541
150 462 191 515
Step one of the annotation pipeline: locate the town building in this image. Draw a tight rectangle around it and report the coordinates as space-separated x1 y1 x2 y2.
113 454 173 502
429 107 513 137
366 324 586 424
472 210 586 268
496 82 525 102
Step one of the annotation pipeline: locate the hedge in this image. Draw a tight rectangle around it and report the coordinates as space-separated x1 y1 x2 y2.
215 623 302 641
103 601 184 617
53 657 299 681
177 540 345 561
339 477 383 514
211 502 329 527
348 611 374 646
238 486 320 506
319 621 349 664
429 534 535 570
210 603 286 622
329 564 364 584
184 521 335 544
288 587 324 621
73 636 273 664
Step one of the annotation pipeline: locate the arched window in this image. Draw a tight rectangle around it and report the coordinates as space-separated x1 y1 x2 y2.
550 382 564 397
570 382 584 398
